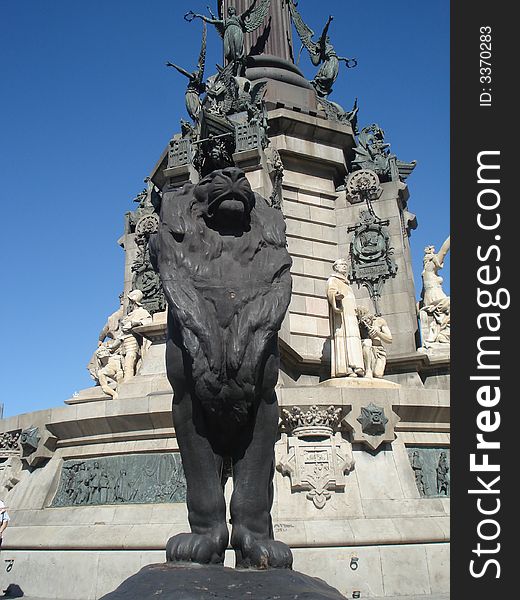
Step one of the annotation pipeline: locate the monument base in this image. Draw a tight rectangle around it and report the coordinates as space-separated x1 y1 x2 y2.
99 562 346 600
319 377 401 389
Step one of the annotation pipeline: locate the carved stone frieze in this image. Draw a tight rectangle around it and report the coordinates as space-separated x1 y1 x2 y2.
407 447 450 498
51 453 187 507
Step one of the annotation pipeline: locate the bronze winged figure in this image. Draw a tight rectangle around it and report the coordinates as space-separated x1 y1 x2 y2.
185 0 271 69
288 1 357 98
166 22 207 122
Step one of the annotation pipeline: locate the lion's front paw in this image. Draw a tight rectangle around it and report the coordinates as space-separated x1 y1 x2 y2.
233 530 293 570
166 532 227 565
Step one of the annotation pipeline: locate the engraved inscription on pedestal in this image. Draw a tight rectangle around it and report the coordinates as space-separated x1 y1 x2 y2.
407 447 450 498
51 453 187 507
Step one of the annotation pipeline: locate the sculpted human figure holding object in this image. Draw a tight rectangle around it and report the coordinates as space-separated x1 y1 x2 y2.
166 23 207 122
419 236 450 347
326 259 365 379
92 340 124 399
288 2 357 98
356 307 392 379
120 290 152 382
421 236 450 308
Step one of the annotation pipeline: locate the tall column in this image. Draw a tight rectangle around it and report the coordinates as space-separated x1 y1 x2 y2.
222 0 294 62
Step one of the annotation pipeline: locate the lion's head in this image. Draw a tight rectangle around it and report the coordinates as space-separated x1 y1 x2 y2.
194 167 255 232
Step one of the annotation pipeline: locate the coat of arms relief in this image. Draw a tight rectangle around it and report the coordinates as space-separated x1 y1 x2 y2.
276 406 355 509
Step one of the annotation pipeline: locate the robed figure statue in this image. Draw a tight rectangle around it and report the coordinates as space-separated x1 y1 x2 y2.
326 259 365 378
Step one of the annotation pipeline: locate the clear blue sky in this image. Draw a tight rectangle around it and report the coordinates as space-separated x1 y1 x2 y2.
0 1 449 418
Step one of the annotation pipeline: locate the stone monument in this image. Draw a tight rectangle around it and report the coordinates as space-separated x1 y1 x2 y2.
0 2 450 599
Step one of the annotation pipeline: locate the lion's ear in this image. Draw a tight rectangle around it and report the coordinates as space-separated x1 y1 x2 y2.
160 190 194 240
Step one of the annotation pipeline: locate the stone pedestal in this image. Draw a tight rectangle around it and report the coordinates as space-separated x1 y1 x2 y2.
99 563 347 600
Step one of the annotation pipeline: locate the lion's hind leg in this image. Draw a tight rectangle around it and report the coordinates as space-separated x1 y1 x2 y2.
167 394 229 565
230 397 293 570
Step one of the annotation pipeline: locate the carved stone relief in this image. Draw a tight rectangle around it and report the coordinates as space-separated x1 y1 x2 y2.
235 122 262 153
356 403 388 436
344 400 400 451
0 456 23 496
20 425 57 468
345 169 382 205
276 406 354 509
132 240 167 315
407 447 450 498
265 146 284 210
169 137 194 168
348 210 397 316
0 430 23 496
0 430 21 458
128 182 166 316
20 426 40 455
51 453 187 507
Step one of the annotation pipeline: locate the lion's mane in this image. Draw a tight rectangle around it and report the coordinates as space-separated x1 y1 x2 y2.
151 168 292 421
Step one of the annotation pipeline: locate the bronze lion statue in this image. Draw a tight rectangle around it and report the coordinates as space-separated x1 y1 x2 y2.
150 167 293 569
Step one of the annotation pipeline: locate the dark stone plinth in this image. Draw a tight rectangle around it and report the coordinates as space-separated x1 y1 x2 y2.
99 563 347 600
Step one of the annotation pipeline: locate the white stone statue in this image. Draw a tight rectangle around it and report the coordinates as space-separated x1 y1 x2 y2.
421 236 450 307
92 340 124 399
356 307 392 379
87 294 125 390
120 290 152 382
326 259 365 378
98 293 124 344
419 236 450 348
